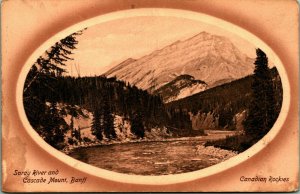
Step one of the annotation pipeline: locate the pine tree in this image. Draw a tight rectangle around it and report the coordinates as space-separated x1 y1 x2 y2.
244 48 276 139
24 30 85 94
23 29 84 148
91 109 103 140
130 111 145 138
41 102 68 149
103 92 116 139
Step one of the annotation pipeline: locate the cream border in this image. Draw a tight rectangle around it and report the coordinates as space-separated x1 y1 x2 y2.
15 8 290 185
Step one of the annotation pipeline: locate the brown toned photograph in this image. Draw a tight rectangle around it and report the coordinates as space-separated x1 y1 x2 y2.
2 0 298 192
23 17 283 176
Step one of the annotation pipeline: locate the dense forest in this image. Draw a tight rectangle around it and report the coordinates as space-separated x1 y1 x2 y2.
204 49 283 152
167 67 282 130
22 29 283 153
24 71 198 148
22 30 195 149
41 76 170 130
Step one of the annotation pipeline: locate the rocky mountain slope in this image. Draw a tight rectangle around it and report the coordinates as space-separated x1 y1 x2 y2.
105 31 254 93
154 74 207 103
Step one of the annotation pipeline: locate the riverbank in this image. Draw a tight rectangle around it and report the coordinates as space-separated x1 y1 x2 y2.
68 136 238 175
62 130 237 155
204 133 260 153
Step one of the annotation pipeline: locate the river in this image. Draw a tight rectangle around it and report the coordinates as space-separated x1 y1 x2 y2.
68 130 237 175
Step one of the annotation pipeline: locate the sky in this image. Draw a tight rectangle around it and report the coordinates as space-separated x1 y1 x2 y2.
64 16 256 77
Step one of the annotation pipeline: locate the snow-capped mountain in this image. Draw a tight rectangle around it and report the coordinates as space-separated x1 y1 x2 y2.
105 31 254 92
154 74 207 103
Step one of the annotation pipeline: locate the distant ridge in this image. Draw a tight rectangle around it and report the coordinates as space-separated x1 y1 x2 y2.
105 31 254 93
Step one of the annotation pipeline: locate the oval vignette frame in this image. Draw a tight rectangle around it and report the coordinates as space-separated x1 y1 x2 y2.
16 8 290 185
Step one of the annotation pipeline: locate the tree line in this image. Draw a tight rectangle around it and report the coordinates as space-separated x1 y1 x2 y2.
22 29 194 149
22 26 282 153
53 75 171 140
204 48 283 152
167 65 282 131
23 30 85 149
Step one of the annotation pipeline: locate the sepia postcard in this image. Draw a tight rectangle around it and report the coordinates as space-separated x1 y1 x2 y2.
1 0 299 192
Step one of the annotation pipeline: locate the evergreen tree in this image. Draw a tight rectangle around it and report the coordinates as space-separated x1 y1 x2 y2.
130 111 145 138
103 93 116 139
23 30 84 148
41 102 68 149
244 48 276 139
91 109 103 140
24 30 84 94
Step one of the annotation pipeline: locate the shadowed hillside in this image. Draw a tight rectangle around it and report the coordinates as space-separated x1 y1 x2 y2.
167 67 282 131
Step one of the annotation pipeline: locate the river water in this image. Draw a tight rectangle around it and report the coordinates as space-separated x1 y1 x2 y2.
69 130 237 175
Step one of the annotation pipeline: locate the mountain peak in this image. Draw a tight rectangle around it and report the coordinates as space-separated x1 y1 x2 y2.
105 32 254 92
